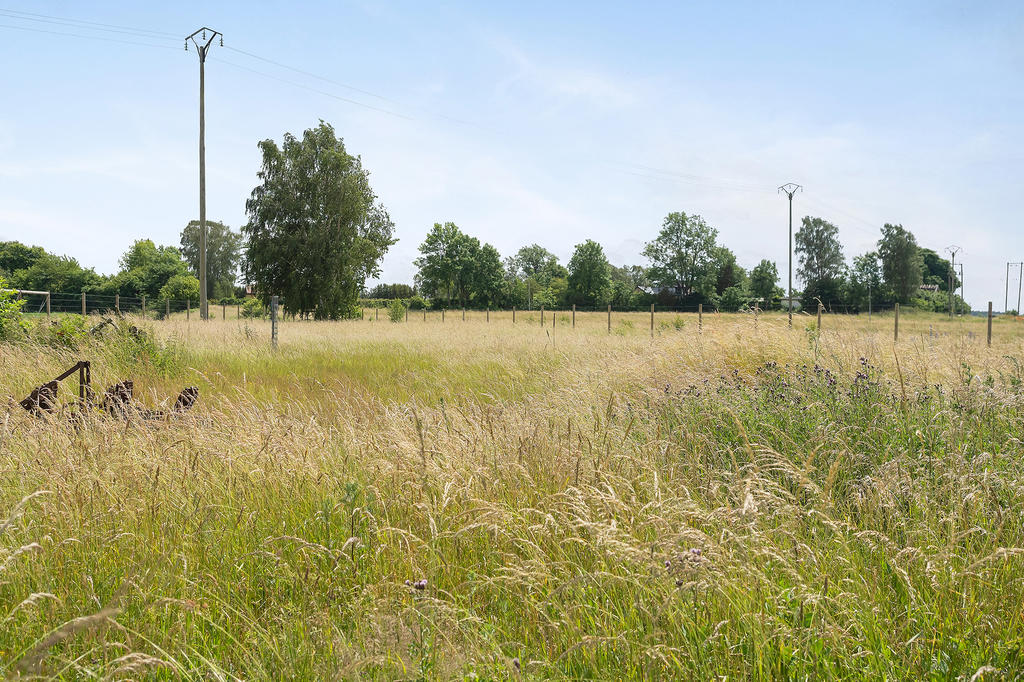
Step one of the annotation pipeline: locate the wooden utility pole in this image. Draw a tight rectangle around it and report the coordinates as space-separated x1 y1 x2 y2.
271 295 279 348
186 27 222 321
987 302 993 346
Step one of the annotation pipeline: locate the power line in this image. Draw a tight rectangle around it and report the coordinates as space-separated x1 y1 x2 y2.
210 55 414 121
0 6 179 38
223 45 397 105
0 21 179 50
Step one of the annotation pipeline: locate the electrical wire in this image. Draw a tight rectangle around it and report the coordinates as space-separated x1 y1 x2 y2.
0 21 179 50
0 6 179 39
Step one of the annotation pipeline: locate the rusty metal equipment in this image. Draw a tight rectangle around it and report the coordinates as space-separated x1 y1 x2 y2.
19 360 198 421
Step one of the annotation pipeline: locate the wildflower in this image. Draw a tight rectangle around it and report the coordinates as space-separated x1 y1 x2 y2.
512 657 520 671
414 579 428 590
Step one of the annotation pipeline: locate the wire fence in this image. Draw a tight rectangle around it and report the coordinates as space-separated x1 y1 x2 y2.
5 290 244 319
5 289 1019 349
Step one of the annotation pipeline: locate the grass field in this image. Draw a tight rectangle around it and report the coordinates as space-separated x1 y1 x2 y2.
2 310 1024 679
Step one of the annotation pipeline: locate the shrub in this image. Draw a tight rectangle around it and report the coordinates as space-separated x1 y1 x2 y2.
241 298 268 319
36 314 87 348
0 277 26 340
388 299 406 323
406 295 427 310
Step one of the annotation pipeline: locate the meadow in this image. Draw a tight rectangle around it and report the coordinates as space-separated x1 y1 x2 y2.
2 309 1023 679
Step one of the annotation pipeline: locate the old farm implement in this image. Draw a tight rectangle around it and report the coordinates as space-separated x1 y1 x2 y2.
19 360 198 421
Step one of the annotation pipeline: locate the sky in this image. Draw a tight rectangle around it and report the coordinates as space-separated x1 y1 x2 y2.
0 1 1021 310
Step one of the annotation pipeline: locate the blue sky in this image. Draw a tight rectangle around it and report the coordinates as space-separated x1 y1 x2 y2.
0 1 1021 309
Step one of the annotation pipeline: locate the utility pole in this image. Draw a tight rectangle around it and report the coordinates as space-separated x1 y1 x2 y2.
186 27 223 321
778 183 802 328
945 245 961 318
1019 262 1023 316
1008 262 1024 314
957 263 964 314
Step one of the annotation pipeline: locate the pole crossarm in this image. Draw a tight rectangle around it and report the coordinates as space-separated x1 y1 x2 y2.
185 27 222 59
778 182 802 198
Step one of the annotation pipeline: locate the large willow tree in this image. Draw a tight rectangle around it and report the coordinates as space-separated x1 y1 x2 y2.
243 122 395 319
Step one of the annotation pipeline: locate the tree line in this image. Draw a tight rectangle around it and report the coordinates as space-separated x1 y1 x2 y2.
401 211 966 313
1 120 970 318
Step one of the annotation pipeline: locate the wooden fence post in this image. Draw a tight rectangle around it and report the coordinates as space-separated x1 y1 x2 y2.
166 299 170 318
115 293 119 315
406 307 409 322
572 304 576 328
375 307 378 321
271 295 279 348
541 305 544 326
513 307 516 324
81 291 86 316
442 309 445 323
141 295 146 317
552 310 555 328
817 303 823 331
987 301 993 346
650 303 655 337
237 304 240 319
486 308 489 323
607 304 611 334
222 303 226 320
894 303 899 342
423 308 427 322
46 292 51 321
187 299 190 321
698 303 703 333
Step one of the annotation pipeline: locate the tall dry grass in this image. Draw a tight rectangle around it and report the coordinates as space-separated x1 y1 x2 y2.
1 310 1023 679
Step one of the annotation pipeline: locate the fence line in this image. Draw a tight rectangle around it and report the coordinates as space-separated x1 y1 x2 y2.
4 289 1009 349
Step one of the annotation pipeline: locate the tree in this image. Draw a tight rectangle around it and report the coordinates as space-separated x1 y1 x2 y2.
877 223 923 303
847 252 882 310
794 216 846 308
749 260 779 308
710 246 745 294
794 217 844 285
507 245 566 285
414 222 474 306
0 241 47 276
158 274 201 303
472 243 505 307
101 239 190 300
919 248 959 291
366 283 415 299
567 240 611 306
243 121 396 319
180 220 243 299
642 212 718 299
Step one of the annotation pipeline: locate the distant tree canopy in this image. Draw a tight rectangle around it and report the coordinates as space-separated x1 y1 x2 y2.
414 222 505 307
567 240 611 306
642 212 718 299
243 121 395 319
878 223 923 303
103 239 193 300
0 241 101 293
748 259 780 306
180 220 242 300
795 216 845 308
920 248 959 292
366 283 415 299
